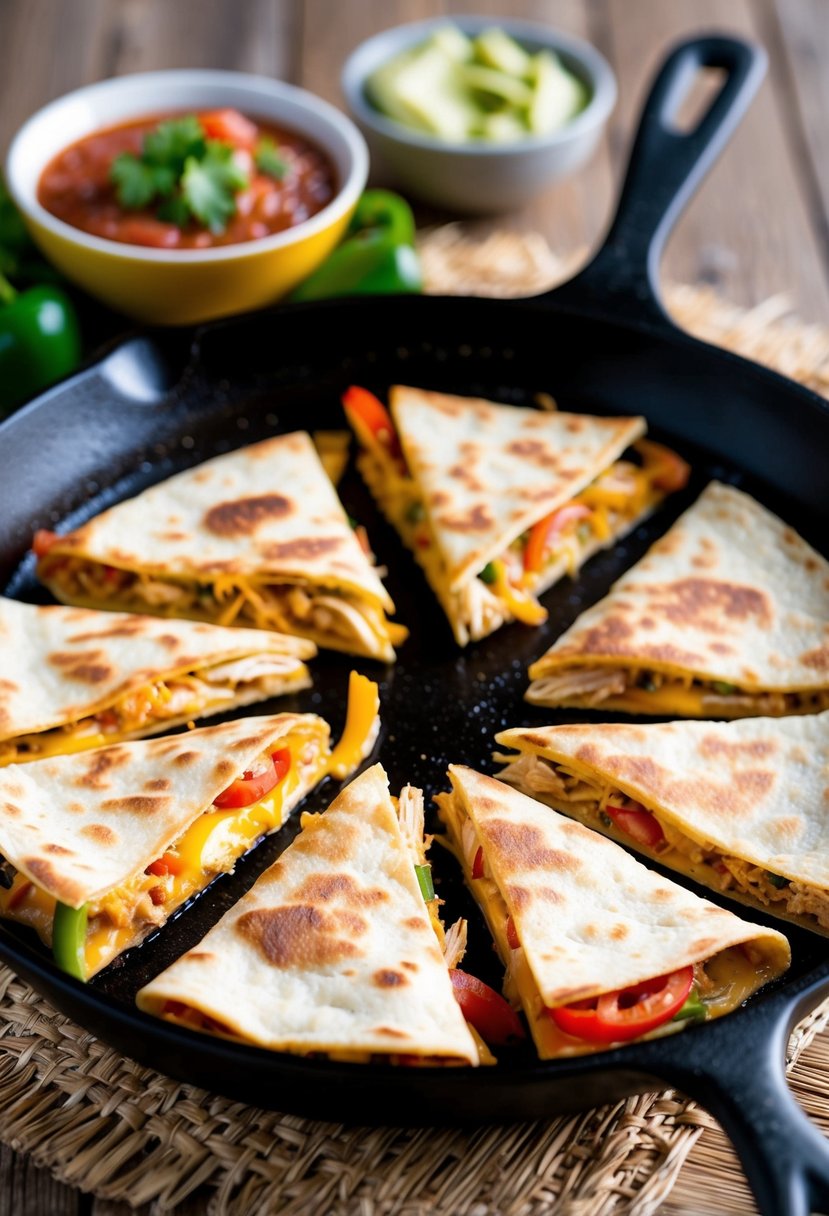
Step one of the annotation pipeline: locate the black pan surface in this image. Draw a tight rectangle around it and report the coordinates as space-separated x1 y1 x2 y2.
1 35 828 1216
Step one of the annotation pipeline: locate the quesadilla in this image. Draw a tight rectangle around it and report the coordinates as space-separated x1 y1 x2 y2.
496 711 829 936
343 384 689 645
34 432 407 662
527 481 829 716
0 596 315 766
437 766 789 1058
137 764 484 1065
0 672 380 979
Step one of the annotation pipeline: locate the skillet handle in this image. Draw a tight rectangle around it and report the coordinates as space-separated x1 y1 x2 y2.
654 994 829 1216
547 34 767 321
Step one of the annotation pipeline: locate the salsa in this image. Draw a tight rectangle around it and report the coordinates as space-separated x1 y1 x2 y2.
37 109 337 250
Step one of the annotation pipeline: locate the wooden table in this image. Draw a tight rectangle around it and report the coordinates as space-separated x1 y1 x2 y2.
0 1 827 1213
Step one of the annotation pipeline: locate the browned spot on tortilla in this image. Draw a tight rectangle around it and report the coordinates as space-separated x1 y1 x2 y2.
373 969 407 988
430 491 449 508
24 856 74 899
204 494 291 538
237 904 364 968
99 795 168 815
44 843 73 856
710 642 734 655
69 664 112 684
506 439 558 467
586 750 774 818
647 578 772 629
507 885 531 910
157 531 188 542
699 736 776 761
158 634 181 649
77 748 130 789
69 622 145 642
373 1026 408 1038
2 802 21 817
144 778 171 792
80 823 117 845
172 751 200 767
402 916 427 930
262 536 341 562
229 736 267 752
401 961 418 971
691 938 718 955
482 819 578 874
67 802 85 815
652 888 673 901
609 924 629 941
691 553 717 570
0 679 17 693
188 952 215 961
213 758 236 778
295 873 389 906
522 732 556 750
801 646 829 671
565 418 585 433
436 504 493 534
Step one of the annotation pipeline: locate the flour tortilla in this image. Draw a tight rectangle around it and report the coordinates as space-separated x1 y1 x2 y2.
137 764 480 1062
0 713 329 909
0 597 314 758
496 713 829 930
36 432 403 660
528 482 829 708
391 386 646 591
444 766 789 1009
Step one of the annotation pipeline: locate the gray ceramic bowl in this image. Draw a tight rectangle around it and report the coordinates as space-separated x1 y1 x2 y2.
341 15 616 214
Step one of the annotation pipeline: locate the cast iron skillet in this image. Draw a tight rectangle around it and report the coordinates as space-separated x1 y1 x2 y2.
0 35 828 1216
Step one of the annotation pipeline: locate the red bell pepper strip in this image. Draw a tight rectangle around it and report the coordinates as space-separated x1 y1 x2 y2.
523 505 593 574
342 385 405 466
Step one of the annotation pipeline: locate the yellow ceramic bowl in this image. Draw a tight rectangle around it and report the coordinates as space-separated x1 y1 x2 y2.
5 70 368 325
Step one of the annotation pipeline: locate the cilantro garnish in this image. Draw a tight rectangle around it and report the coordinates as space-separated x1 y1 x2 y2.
255 136 289 180
109 114 252 233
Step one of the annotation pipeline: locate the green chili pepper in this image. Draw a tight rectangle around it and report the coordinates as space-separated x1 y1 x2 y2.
711 681 738 696
639 676 658 692
599 812 613 828
0 272 81 415
289 189 422 301
766 871 790 890
478 562 498 585
414 863 435 902
52 901 88 981
405 500 425 524
672 986 707 1023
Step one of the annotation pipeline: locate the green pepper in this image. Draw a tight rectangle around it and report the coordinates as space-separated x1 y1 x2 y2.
52 901 88 980
672 986 707 1024
478 562 498 585
766 871 791 890
0 272 81 415
405 500 426 524
711 681 738 696
289 189 422 301
414 863 435 902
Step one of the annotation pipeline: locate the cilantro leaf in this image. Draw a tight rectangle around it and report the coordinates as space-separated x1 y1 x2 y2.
255 136 289 180
181 143 249 233
156 193 191 227
111 153 162 209
144 115 206 175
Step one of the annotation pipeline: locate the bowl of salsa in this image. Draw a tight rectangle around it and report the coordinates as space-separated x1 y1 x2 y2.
5 70 368 324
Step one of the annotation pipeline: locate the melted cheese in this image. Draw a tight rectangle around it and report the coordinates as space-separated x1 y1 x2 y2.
327 672 380 779
612 685 708 716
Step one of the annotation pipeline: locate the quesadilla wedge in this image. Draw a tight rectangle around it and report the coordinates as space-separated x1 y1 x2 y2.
34 432 407 662
527 481 829 716
0 673 380 979
0 597 316 766
343 385 689 645
496 711 829 936
137 764 486 1065
437 767 789 1058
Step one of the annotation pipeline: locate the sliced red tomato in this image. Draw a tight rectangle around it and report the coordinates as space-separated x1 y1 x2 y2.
550 965 694 1044
605 802 665 849
471 846 485 880
523 505 593 574
450 969 526 1046
200 108 258 148
213 749 290 809
342 385 404 464
637 440 691 493
32 529 60 558
146 851 184 878
506 915 520 950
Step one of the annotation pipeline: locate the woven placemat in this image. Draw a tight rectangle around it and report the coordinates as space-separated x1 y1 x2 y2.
1 226 828 1216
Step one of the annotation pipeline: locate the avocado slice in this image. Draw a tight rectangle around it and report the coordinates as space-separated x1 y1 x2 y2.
368 41 479 141
476 111 530 143
527 50 589 134
473 27 532 78
462 64 535 109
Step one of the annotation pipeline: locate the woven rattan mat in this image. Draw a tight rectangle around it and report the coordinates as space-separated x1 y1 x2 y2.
1 227 829 1216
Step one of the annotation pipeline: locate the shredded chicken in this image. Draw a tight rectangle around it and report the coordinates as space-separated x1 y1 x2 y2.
442 919 467 970
201 654 300 684
397 785 426 865
526 667 628 706
499 753 595 801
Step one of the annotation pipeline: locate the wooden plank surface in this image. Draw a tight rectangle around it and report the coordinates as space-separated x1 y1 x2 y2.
0 1 828 1213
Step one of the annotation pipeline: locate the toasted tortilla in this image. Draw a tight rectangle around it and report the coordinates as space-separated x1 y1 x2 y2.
349 385 661 646
0 597 315 764
0 712 335 976
438 766 789 1058
496 712 829 935
137 764 480 1063
36 432 406 661
527 481 829 716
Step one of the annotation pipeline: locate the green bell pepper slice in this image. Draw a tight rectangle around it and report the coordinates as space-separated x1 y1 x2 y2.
0 273 82 415
414 863 435 903
52 901 89 981
289 189 422 301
